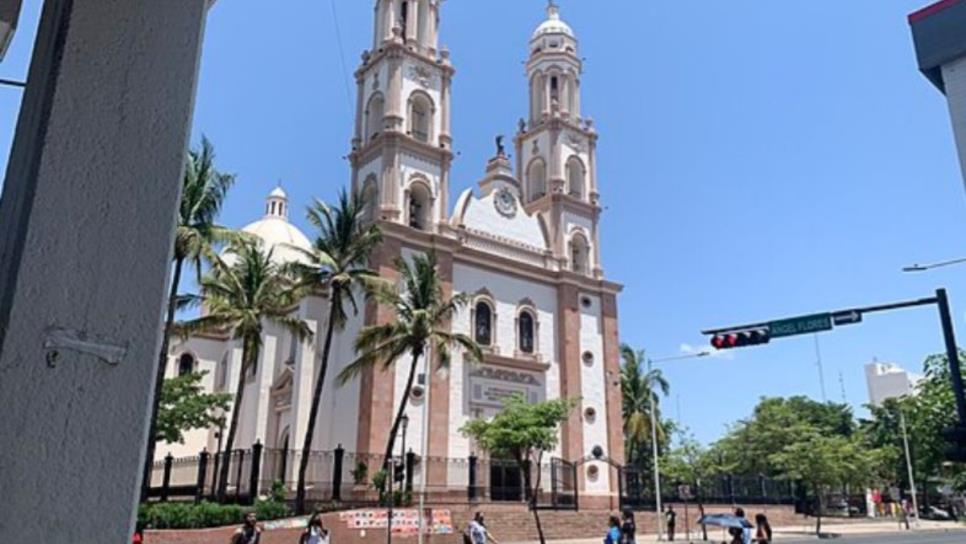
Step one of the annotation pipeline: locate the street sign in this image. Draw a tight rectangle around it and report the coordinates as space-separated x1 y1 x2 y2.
768 313 832 338
832 310 862 327
678 484 692 500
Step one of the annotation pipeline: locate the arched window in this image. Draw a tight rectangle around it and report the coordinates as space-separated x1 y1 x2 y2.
474 301 493 346
550 75 560 105
567 157 585 199
409 92 433 143
408 183 431 231
400 0 409 38
519 311 535 354
177 353 195 377
527 159 547 202
366 93 385 143
570 234 590 275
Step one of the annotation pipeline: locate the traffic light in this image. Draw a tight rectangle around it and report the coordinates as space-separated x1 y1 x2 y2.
942 425 966 463
710 328 770 350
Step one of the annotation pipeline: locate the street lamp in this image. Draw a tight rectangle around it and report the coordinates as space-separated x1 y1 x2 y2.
648 350 712 541
902 257 966 273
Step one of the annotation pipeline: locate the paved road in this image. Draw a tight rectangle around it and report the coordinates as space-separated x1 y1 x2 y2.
781 530 966 543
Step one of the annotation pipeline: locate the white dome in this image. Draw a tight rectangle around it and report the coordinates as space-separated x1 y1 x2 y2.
532 4 574 40
269 186 287 199
240 216 312 265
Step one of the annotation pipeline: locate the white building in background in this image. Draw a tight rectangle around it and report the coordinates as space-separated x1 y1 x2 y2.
159 1 625 508
865 361 920 407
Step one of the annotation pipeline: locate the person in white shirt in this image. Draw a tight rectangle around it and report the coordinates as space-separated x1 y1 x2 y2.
300 512 330 544
466 512 500 544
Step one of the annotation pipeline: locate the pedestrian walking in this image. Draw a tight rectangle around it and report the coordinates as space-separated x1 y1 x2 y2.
728 508 751 544
604 515 621 544
300 512 330 544
230 512 261 544
665 506 676 541
753 513 771 543
466 512 499 544
620 509 636 544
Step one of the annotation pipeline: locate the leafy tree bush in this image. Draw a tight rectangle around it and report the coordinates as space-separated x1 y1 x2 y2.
138 499 290 530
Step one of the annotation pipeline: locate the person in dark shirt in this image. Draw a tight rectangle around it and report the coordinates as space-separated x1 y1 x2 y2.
665 506 677 541
620 509 636 544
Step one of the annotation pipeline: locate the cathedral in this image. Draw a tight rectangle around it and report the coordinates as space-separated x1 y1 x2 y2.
164 1 624 507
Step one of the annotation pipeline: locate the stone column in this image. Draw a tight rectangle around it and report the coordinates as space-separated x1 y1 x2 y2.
601 293 624 506
0 0 209 540
426 249 454 487
290 310 319 457
556 284 585 490
253 334 279 445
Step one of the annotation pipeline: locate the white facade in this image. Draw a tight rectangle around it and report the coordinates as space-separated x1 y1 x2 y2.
163 2 624 505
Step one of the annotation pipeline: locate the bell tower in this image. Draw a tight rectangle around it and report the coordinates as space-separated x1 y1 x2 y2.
350 0 455 233
515 2 603 278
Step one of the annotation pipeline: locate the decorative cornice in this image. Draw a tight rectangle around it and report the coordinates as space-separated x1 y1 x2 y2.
480 352 550 373
350 130 453 166
356 42 456 80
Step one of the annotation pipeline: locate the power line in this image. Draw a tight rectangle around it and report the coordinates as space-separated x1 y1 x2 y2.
329 0 354 115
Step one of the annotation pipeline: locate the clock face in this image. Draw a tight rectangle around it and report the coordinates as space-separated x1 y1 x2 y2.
494 188 518 218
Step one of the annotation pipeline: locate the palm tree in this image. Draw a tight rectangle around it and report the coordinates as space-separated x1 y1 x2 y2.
289 189 382 515
620 344 670 466
338 251 484 470
178 240 312 501
142 137 238 500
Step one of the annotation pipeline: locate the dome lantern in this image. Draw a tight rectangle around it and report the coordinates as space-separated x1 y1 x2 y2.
266 185 288 220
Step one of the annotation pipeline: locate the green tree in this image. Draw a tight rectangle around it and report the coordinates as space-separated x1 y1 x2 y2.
620 345 670 467
290 189 382 515
860 351 966 503
461 395 578 544
143 137 239 499
769 427 871 535
708 396 855 477
178 240 312 501
338 251 483 464
155 371 232 445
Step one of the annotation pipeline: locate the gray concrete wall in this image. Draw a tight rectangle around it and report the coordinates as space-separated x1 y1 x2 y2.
942 56 966 189
0 1 208 541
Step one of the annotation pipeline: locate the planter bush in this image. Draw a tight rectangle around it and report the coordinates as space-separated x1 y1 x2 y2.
139 499 291 530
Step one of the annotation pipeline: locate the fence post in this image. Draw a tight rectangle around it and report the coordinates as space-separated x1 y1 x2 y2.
235 449 246 503
249 441 263 505
405 450 416 494
161 453 174 502
468 454 478 501
727 474 735 504
196 449 209 504
333 444 345 501
211 450 221 499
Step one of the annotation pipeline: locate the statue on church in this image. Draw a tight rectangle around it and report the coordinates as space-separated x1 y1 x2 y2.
518 117 527 134
495 135 506 157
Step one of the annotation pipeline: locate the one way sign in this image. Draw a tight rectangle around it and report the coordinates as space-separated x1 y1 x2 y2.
832 310 862 326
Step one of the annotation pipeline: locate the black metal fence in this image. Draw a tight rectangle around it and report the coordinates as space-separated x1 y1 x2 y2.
619 467 803 510
148 445 575 509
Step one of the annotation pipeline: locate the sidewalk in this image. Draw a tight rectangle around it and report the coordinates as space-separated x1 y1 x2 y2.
504 519 965 544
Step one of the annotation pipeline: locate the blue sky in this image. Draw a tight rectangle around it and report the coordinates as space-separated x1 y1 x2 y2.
2 1 966 445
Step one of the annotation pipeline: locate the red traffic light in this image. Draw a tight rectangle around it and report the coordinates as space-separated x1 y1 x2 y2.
710 328 770 350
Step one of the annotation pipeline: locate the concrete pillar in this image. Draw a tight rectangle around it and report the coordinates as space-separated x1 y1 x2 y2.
942 57 966 184
290 310 320 453
253 334 279 444
0 0 209 541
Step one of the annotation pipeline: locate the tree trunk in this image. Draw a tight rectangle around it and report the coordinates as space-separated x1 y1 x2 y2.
295 300 339 514
140 256 185 502
383 350 421 544
383 350 421 462
218 339 256 502
526 451 547 544
815 491 823 536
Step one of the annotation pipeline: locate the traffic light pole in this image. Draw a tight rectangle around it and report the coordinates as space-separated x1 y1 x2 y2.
703 288 966 428
936 289 966 426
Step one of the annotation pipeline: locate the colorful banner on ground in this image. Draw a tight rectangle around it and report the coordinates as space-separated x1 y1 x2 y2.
340 509 454 535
